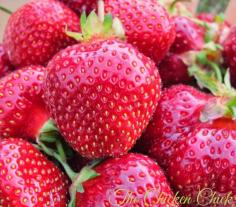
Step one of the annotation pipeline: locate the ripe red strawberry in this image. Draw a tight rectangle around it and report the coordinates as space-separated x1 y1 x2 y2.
43 11 161 159
158 53 193 87
166 121 236 206
103 0 176 63
0 138 68 206
170 16 204 54
3 0 80 67
0 44 13 78
0 65 49 140
223 26 236 87
60 0 96 15
158 16 204 86
76 153 179 207
139 85 211 167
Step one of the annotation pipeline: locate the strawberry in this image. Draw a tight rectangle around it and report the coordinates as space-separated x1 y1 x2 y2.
140 65 236 205
138 84 211 166
0 138 68 206
223 26 236 87
0 44 13 78
166 122 236 206
60 0 96 15
0 65 49 140
103 0 176 63
170 16 204 54
158 16 204 86
3 0 80 67
74 153 179 207
158 53 193 87
43 10 161 159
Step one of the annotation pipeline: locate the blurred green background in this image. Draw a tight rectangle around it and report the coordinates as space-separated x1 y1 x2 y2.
197 0 230 13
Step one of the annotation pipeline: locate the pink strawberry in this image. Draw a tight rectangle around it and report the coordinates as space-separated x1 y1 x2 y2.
166 121 236 206
76 153 179 207
0 65 49 140
223 26 236 87
60 0 96 15
3 0 80 67
0 138 68 206
158 16 204 86
139 85 211 167
103 0 176 63
170 16 204 54
0 44 13 78
43 11 161 159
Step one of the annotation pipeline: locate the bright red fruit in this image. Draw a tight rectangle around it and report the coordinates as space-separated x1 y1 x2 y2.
158 53 193 87
223 26 236 87
167 121 236 206
60 0 96 15
158 16 204 86
0 65 49 140
141 85 211 167
76 153 179 207
0 138 68 207
0 44 13 78
170 16 204 54
3 0 80 67
104 0 176 63
44 39 161 159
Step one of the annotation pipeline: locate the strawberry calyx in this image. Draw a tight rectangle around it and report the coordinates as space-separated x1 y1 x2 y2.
37 120 101 207
193 13 229 44
66 0 125 42
189 65 236 122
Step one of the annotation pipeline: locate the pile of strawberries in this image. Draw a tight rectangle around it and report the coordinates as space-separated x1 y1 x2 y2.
0 0 236 206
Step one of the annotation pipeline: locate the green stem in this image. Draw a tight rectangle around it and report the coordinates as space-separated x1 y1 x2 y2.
0 6 12 15
56 140 66 161
37 139 77 180
68 164 100 207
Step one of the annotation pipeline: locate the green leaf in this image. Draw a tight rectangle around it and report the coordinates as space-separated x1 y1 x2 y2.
80 12 87 34
66 31 83 41
224 69 232 90
103 13 113 34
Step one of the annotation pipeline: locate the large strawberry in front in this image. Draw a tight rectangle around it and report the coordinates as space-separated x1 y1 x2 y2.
3 0 80 67
0 65 49 140
0 138 68 206
43 11 161 159
103 0 176 63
